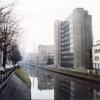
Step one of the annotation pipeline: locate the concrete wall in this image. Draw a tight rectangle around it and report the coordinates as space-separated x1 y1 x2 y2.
92 45 100 69
54 20 61 67
73 8 93 68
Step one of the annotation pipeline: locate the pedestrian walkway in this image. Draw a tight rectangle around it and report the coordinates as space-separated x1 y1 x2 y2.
0 74 31 100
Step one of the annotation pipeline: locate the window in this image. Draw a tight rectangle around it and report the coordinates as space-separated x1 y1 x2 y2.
95 56 99 61
95 63 100 69
93 63 95 68
98 64 99 69
95 49 97 53
96 63 98 69
95 63 96 68
98 63 100 69
95 49 100 53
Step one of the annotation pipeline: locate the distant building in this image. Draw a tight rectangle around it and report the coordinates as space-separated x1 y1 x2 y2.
92 41 100 69
29 53 39 66
38 45 55 66
33 55 39 66
96 40 100 45
54 8 93 69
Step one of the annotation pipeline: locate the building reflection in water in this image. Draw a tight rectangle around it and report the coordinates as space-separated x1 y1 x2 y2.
30 69 54 100
28 68 100 100
37 70 55 90
54 75 100 100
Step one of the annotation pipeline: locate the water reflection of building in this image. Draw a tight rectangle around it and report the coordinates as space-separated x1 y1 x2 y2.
73 82 94 100
37 71 55 90
94 90 100 100
54 76 95 100
54 79 71 100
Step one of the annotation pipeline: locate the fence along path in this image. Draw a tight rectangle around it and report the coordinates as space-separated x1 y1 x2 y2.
0 67 15 89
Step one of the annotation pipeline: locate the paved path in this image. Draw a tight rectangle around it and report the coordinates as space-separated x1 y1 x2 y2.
0 74 31 100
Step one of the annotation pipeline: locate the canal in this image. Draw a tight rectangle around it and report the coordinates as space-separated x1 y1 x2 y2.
1 66 100 100
27 67 100 100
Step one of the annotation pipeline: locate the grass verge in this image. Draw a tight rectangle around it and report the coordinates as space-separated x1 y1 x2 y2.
15 67 31 89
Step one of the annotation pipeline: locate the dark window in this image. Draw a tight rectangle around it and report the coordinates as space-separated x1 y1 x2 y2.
95 56 99 61
95 49 100 53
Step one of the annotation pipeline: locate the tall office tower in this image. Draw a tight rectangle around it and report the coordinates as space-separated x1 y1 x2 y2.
54 8 93 69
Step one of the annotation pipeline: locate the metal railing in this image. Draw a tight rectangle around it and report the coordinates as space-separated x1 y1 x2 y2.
0 68 15 85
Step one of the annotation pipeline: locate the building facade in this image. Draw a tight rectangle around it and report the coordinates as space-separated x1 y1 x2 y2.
38 45 55 66
92 41 100 69
55 8 93 68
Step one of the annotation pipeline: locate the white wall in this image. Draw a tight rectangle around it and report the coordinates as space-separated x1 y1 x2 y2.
92 45 100 69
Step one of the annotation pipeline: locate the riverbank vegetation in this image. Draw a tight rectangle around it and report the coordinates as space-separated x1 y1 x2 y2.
15 67 31 89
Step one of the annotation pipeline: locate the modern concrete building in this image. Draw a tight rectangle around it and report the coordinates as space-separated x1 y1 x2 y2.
38 45 55 66
92 40 100 69
54 8 93 69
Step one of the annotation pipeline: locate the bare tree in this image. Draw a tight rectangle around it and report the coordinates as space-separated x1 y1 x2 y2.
8 44 22 65
0 3 21 68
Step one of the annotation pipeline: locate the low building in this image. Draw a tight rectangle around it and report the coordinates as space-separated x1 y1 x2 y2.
38 45 55 66
92 41 100 69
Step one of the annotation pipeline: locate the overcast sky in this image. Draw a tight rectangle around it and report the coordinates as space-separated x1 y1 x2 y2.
0 0 100 53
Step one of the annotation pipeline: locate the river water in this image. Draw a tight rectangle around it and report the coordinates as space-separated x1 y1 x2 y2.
27 67 100 100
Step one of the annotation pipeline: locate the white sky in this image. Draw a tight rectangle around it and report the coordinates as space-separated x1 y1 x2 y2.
0 0 100 53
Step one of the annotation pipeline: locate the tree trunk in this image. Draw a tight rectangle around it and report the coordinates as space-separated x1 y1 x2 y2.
2 46 7 69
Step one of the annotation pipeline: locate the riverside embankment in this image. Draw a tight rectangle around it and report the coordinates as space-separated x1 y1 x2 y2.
39 66 100 84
